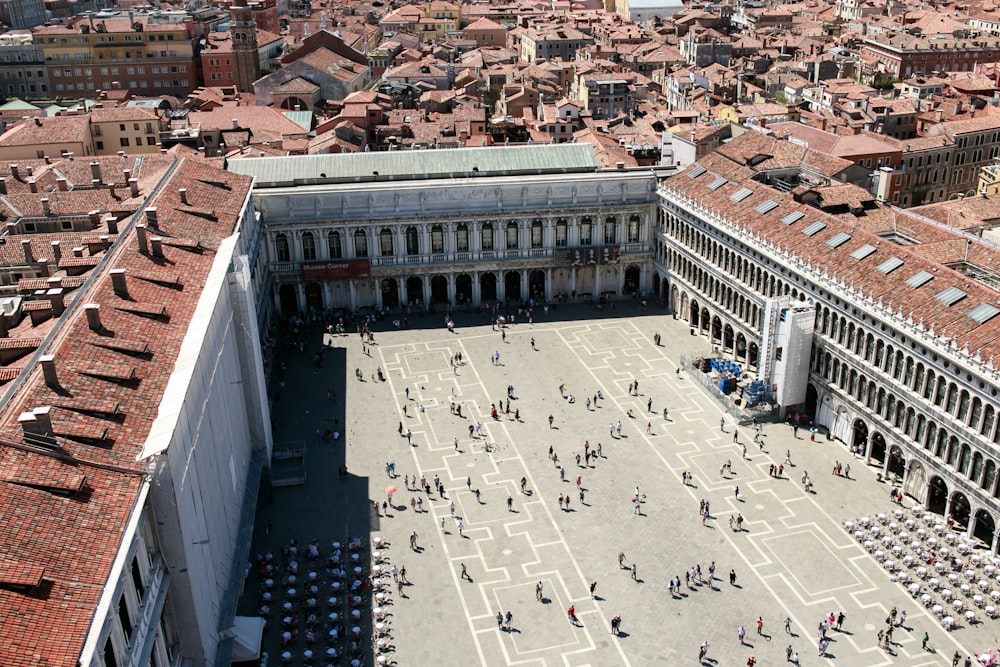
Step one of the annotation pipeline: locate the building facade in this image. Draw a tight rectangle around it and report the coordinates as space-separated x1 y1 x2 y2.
0 33 49 100
226 144 657 317
230 0 261 93
654 140 1000 553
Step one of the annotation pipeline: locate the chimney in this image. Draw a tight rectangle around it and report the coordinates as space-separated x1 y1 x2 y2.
145 206 157 227
19 406 53 438
90 161 101 183
28 179 37 193
99 235 110 252
110 268 127 296
46 288 64 315
40 354 58 387
26 166 33 177
36 258 49 278
41 198 50 216
150 236 164 258
106 216 118 235
88 210 102 227
136 223 148 254
21 239 33 265
72 247 84 258
178 188 188 205
50 241 61 263
56 177 68 192
0 314 7 338
123 168 131 182
0 177 6 195
83 303 102 332
129 178 139 198
10 164 18 180
232 118 239 130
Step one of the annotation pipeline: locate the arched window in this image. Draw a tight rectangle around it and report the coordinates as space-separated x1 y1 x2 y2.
274 233 290 262
455 223 469 252
580 217 592 245
505 221 518 249
327 231 342 259
627 214 641 242
481 222 494 251
431 224 445 253
353 229 368 257
301 231 316 260
530 219 543 248
379 228 393 256
603 216 617 244
555 219 568 246
405 226 419 255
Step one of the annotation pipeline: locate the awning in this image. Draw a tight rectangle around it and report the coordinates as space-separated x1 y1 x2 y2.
230 616 266 663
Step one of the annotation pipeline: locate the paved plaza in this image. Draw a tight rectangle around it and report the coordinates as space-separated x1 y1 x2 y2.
242 303 994 666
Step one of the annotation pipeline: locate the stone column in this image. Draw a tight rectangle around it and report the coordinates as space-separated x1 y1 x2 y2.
470 222 480 252
349 280 357 311
570 267 576 297
374 280 383 309
593 267 602 296
447 273 456 306
399 278 409 308
967 509 977 541
295 282 307 313
992 528 1000 556
521 270 529 301
472 271 481 304
322 281 333 310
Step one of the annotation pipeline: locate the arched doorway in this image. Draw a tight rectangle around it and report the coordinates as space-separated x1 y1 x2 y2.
480 272 497 302
735 333 747 361
887 445 906 479
528 270 545 300
951 492 971 528
747 342 759 369
870 432 887 464
505 271 521 302
624 265 640 295
406 277 424 306
431 275 448 304
973 509 996 547
852 420 869 457
279 283 298 316
906 459 926 503
723 324 734 352
701 308 711 334
690 300 700 328
651 270 660 297
305 282 322 312
455 274 472 304
711 316 723 343
804 384 818 420
381 278 400 308
927 476 948 515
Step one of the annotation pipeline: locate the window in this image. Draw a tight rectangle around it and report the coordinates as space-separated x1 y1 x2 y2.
530 220 543 248
555 219 568 246
275 233 290 262
130 558 145 600
406 226 420 255
328 231 342 258
379 228 393 256
481 222 494 250
505 222 518 249
455 223 469 252
96 141 104 150
118 595 133 643
302 232 316 260
580 217 592 245
146 137 156 146
627 215 640 243
353 230 368 257
94 125 102 136
119 137 129 147
603 217 617 244
431 224 445 253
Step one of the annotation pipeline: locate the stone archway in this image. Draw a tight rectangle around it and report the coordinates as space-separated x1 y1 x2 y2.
624 264 640 295
711 316 722 343
690 300 700 327
406 276 424 306
852 419 869 457
735 333 747 361
887 444 906 479
381 278 400 309
505 271 521 302
701 308 711 334
951 491 971 529
430 275 448 304
905 459 926 503
528 269 545 300
305 282 322 312
747 342 759 369
974 509 996 547
928 476 948 515
480 272 497 302
455 274 472 304
279 283 298 316
722 324 734 353
870 432 887 464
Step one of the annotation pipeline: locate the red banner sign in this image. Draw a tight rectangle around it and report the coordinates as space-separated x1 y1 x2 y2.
301 260 371 281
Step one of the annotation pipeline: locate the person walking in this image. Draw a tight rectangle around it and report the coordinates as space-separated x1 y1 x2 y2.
461 563 469 580
505 611 513 631
618 551 626 568
590 581 598 598
410 531 418 550
698 641 710 661
921 631 929 649
535 581 543 600
507 495 514 512
631 563 637 581
729 569 737 586
737 625 747 644
756 617 764 635
497 611 504 631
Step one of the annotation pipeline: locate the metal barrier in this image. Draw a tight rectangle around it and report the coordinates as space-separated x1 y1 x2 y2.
679 355 777 424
